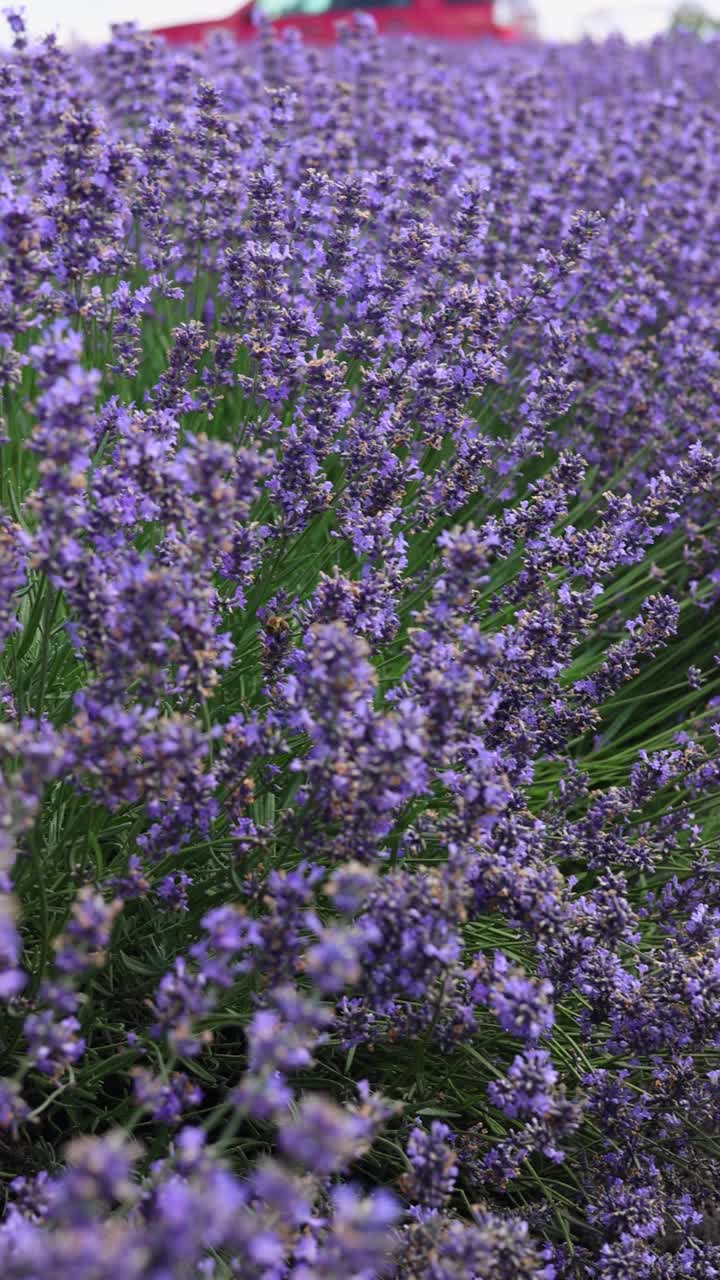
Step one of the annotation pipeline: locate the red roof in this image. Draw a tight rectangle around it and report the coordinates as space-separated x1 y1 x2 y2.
153 0 520 46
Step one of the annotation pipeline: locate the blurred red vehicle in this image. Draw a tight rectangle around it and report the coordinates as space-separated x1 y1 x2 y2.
152 0 527 47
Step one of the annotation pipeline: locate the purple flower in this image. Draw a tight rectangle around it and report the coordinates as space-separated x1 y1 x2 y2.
0 1078 28 1135
401 1122 458 1210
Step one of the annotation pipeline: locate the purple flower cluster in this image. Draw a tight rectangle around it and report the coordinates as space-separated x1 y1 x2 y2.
0 12 718 1279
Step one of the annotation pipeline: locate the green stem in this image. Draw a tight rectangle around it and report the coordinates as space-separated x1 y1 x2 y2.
27 824 50 1001
34 581 57 720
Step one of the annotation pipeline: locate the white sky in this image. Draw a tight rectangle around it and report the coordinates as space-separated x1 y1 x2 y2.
9 0 720 47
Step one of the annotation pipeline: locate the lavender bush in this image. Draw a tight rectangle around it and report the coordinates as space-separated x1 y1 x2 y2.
0 12 719 1277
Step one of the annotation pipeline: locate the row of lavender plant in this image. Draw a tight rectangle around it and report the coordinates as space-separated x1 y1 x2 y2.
0 12 719 1277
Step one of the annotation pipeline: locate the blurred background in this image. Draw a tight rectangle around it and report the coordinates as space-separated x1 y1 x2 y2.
6 0 720 52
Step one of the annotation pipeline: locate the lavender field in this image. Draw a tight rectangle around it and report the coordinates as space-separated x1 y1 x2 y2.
0 13 719 1277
